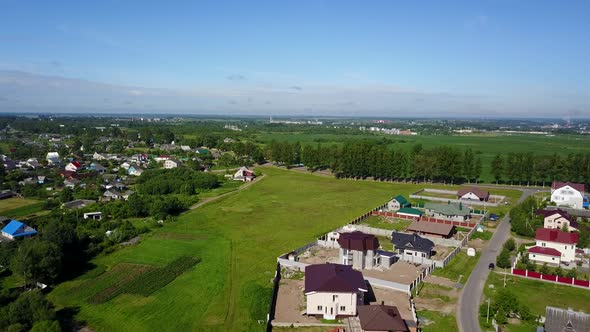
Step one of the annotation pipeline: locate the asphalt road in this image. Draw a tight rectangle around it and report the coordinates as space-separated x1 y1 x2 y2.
457 187 541 332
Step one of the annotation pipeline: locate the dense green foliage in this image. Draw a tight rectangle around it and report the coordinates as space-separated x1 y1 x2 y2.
137 168 220 195
509 197 543 237
0 291 59 332
491 152 590 186
268 140 482 183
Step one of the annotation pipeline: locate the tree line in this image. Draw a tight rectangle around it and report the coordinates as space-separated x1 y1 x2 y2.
490 152 590 186
266 141 482 184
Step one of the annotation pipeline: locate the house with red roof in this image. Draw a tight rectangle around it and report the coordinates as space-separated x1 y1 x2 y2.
528 228 578 265
304 263 367 320
65 161 83 172
536 209 578 231
551 181 585 209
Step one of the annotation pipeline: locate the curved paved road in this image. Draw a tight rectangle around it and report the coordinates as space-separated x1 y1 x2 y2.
457 187 542 332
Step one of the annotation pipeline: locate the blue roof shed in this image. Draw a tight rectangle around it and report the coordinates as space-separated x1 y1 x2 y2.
1 220 38 238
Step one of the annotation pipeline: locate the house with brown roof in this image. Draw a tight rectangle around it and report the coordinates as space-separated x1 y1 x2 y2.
338 231 380 270
457 187 489 202
551 181 585 209
405 221 455 238
536 209 578 231
528 228 578 265
357 305 409 332
305 263 367 320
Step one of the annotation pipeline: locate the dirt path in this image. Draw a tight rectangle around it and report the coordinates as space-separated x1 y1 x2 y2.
187 174 266 210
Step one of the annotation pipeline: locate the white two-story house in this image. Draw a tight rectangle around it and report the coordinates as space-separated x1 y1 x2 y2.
305 263 367 319
528 228 579 265
536 209 578 231
551 181 584 209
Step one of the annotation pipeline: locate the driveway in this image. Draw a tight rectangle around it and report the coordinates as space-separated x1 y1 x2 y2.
456 187 539 332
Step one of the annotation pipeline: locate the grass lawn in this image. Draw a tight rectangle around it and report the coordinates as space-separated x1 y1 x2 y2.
361 215 411 231
432 251 480 283
417 310 458 332
416 283 456 304
471 230 493 241
0 197 40 213
49 167 520 331
376 236 394 251
481 272 590 331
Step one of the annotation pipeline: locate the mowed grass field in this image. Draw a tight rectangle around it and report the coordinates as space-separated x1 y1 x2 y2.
49 167 520 331
0 197 41 214
255 132 590 182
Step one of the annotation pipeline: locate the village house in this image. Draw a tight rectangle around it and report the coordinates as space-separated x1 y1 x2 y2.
338 231 380 270
180 145 191 152
164 159 181 169
83 212 102 220
305 263 367 320
104 181 126 191
233 166 255 181
89 162 107 174
25 158 40 169
65 161 83 172
102 189 122 201
1 155 16 171
131 153 149 163
551 181 585 209
528 228 578 265
0 190 16 200
387 195 410 211
543 306 590 332
154 155 170 162
93 152 107 160
1 220 37 240
62 199 96 209
46 152 60 165
536 209 578 231
391 232 434 259
357 305 409 332
128 165 144 176
424 202 471 222
405 221 455 238
63 178 80 189
457 187 489 201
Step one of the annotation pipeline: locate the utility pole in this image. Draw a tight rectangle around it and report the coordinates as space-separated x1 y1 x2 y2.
486 298 491 323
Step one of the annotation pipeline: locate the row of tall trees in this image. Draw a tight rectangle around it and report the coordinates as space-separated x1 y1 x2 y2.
266 141 482 183
490 152 590 186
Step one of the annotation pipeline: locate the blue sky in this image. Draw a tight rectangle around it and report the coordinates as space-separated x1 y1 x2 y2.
0 0 589 117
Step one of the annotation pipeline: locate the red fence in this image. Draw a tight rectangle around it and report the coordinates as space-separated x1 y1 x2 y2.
371 211 477 228
511 269 590 289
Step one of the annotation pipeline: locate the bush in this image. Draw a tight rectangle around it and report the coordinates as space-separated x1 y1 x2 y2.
496 249 511 269
503 238 516 252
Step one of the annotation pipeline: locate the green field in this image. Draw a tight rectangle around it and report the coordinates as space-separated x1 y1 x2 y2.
0 197 40 213
361 215 411 231
481 272 590 331
432 251 481 283
255 132 590 182
417 310 458 332
49 167 520 331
